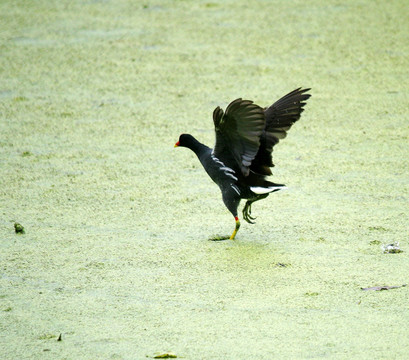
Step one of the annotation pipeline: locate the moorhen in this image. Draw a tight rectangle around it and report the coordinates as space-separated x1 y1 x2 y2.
175 87 311 240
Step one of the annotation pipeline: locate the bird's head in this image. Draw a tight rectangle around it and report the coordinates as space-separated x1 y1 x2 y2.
174 133 194 148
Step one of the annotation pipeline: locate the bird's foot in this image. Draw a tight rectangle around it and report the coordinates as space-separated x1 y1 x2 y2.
242 202 256 224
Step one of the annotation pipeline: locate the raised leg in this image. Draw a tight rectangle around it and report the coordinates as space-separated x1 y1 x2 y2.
243 201 256 224
242 194 269 224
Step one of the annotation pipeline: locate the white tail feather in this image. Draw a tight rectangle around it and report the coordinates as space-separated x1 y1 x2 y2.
250 186 287 194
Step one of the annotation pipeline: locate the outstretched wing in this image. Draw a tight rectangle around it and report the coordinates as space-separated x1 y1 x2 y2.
264 87 311 139
251 88 311 175
213 99 265 177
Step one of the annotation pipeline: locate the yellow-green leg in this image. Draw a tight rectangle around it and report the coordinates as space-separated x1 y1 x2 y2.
209 216 240 241
229 216 240 240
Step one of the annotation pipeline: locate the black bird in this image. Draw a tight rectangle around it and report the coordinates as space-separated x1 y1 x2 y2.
175 88 311 240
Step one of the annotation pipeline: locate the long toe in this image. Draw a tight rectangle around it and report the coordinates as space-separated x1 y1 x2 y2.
247 206 256 220
243 211 256 224
247 216 256 224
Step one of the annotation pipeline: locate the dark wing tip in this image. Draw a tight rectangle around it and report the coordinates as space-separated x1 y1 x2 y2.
213 106 224 129
252 87 311 174
264 87 311 129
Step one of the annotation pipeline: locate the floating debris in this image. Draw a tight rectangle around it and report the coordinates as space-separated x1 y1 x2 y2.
14 223 25 234
57 333 62 341
381 241 402 253
368 226 388 232
153 352 177 359
38 334 57 340
21 151 32 157
361 284 406 291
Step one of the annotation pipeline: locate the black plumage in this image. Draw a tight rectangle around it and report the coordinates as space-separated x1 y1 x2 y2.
175 88 311 240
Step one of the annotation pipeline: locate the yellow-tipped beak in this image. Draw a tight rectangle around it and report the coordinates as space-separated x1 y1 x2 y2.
174 141 180 148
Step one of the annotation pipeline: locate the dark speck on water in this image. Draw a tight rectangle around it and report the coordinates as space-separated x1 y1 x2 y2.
14 223 25 234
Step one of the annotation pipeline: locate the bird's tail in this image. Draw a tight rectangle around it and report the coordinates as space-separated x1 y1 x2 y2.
250 181 286 194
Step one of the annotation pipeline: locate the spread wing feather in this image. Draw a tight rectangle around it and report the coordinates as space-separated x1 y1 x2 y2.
251 88 311 175
213 99 265 176
212 88 311 178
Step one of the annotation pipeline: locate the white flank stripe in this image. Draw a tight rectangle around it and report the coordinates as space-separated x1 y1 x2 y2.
211 154 225 166
231 185 241 195
224 172 238 181
250 186 287 194
211 155 238 180
220 166 235 173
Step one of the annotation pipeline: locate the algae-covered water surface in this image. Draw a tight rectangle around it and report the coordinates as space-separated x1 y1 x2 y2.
1 0 408 359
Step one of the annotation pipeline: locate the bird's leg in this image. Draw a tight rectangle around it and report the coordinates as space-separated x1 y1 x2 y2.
243 200 256 224
242 194 269 224
229 216 240 240
209 216 241 241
